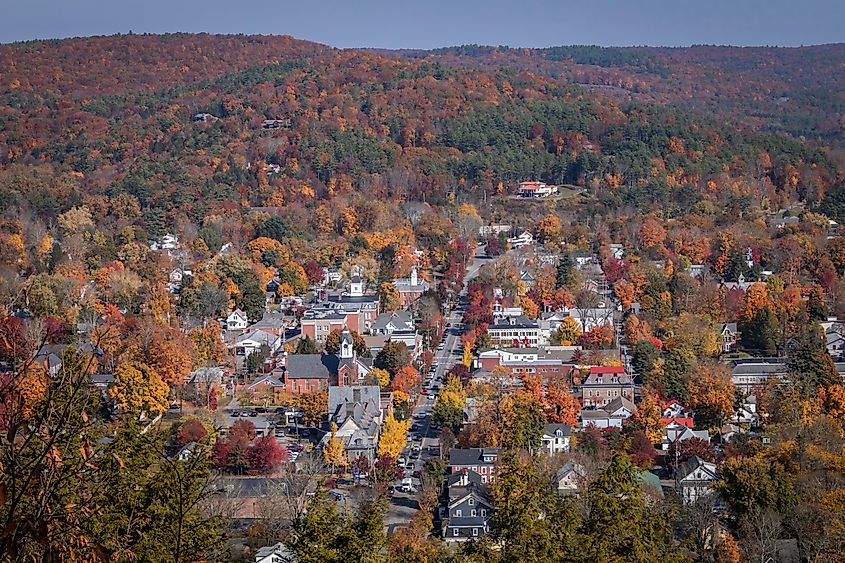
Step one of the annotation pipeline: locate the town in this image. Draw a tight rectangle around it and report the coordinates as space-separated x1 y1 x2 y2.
3 27 845 563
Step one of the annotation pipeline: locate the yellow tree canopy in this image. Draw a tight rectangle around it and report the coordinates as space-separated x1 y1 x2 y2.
109 362 170 416
378 414 410 459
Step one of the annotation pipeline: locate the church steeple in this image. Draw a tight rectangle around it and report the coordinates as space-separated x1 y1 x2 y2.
339 327 354 359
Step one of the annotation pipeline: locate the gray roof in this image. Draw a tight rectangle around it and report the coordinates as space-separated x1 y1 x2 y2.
605 396 636 414
447 517 489 528
328 385 382 425
371 311 414 331
449 448 501 466
580 409 610 420
285 354 338 380
677 455 716 481
544 423 571 437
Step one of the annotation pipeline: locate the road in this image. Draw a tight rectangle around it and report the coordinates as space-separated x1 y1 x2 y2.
384 246 490 532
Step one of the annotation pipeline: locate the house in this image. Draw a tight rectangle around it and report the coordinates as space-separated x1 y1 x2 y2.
176 442 197 461
556 460 587 495
518 181 557 198
720 323 738 353
393 267 430 307
487 315 541 348
261 118 291 130
564 307 615 333
247 373 287 403
688 264 706 278
226 309 249 331
443 470 494 541
579 396 635 429
479 224 512 237
449 448 500 484
824 321 845 360
235 330 281 357
254 543 294 563
662 400 687 419
729 358 790 393
577 366 634 408
608 243 624 260
507 231 534 249
248 312 296 336
324 276 381 332
675 456 718 504
149 233 179 252
541 424 571 455
192 113 219 123
371 311 415 336
732 395 759 426
322 385 385 463
35 344 65 377
663 425 711 452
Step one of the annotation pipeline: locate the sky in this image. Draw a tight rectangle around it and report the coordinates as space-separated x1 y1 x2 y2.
2 0 844 48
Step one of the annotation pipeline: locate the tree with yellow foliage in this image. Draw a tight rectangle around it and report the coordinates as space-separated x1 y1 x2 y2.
553 316 583 345
378 414 410 459
630 392 664 443
371 367 390 388
462 341 473 368
109 362 170 416
378 282 401 312
323 422 346 473
536 213 561 244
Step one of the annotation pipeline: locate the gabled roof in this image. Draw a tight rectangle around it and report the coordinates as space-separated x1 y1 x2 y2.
543 423 571 438
556 459 586 483
236 329 278 346
677 455 718 482
606 396 636 416
449 448 500 466
285 354 338 380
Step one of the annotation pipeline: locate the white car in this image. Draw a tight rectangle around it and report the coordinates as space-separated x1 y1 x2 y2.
397 457 407 468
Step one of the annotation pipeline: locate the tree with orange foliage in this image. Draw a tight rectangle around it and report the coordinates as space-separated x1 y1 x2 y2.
623 314 653 344
741 283 770 322
544 379 580 425
614 280 636 310
390 366 420 394
639 217 666 249
580 323 615 349
536 213 561 244
521 296 539 319
688 361 735 429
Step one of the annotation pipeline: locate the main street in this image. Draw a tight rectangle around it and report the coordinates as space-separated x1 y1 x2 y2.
384 245 489 532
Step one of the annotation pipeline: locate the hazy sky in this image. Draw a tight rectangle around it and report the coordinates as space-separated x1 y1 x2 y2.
3 0 844 48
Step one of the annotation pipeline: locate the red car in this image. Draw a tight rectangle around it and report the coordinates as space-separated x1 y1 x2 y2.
421 389 429 395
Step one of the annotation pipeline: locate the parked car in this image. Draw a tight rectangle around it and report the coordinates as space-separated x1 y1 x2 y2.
288 443 305 452
397 457 407 468
411 444 421 453
247 411 258 417
230 411 240 417
421 389 429 395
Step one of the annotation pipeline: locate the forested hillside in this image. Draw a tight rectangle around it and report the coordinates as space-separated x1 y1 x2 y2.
0 34 840 246
401 43 845 150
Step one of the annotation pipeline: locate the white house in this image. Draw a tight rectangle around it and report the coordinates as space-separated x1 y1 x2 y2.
675 456 718 504
541 424 571 455
235 329 282 357
556 460 586 495
226 309 249 331
254 543 293 563
507 231 534 249
720 323 738 353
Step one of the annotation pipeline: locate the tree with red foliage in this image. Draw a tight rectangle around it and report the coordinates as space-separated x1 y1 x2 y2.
249 435 288 473
373 456 403 485
0 316 30 366
603 258 629 284
668 436 716 465
447 363 471 386
302 259 325 286
627 430 657 468
177 418 209 446
212 437 231 469
351 455 371 476
227 435 251 474
208 388 218 411
230 419 257 441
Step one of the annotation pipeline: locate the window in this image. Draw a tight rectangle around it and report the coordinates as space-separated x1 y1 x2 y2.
481 509 486 517
453 529 459 537
455 510 462 517
468 498 475 506
471 509 477 517
473 528 479 537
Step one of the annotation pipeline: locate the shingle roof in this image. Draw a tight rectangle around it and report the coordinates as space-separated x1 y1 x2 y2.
449 448 500 466
285 354 338 379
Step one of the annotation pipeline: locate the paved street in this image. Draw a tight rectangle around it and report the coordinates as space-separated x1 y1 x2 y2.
385 246 489 531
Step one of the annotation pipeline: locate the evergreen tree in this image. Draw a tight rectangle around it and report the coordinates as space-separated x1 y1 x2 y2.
739 306 780 356
556 254 578 290
788 319 841 393
295 335 320 355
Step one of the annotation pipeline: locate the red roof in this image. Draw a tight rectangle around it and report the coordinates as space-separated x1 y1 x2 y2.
589 366 625 374
661 417 694 428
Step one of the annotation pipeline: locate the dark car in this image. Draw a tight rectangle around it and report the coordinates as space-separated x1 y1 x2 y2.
248 411 258 417
412 470 421 479
230 411 240 417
